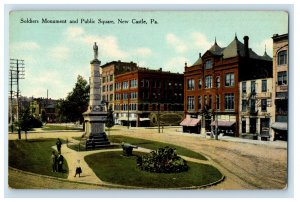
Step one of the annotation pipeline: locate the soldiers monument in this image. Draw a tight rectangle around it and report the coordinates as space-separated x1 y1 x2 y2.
82 42 110 149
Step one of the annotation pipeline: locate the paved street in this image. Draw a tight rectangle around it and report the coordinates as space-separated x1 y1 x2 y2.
8 125 287 189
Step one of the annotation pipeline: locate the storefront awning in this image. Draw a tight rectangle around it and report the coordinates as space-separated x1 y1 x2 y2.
271 122 287 131
139 118 150 121
180 118 201 126
211 120 236 127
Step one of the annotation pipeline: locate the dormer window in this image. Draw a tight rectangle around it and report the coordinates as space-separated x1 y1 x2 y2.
204 60 212 70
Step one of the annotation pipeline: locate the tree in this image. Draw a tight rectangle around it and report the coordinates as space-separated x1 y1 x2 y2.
18 108 42 140
58 75 89 124
105 106 115 136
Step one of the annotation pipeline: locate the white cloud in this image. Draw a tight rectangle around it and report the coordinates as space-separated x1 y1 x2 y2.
12 41 40 51
191 32 213 51
166 33 188 53
133 48 152 57
48 46 70 60
164 56 189 73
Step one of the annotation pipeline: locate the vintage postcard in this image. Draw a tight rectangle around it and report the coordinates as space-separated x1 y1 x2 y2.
7 10 288 192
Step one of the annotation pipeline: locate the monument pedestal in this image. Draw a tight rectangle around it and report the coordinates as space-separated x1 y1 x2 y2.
83 111 110 150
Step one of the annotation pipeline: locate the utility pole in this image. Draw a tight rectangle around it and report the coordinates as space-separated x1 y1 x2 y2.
9 59 25 139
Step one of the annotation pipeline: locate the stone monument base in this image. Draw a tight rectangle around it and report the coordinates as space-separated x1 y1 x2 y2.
83 111 110 150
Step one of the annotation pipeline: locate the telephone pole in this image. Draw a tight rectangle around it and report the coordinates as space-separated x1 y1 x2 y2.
9 59 25 139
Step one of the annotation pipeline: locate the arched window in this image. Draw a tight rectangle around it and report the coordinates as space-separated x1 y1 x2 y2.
277 50 287 66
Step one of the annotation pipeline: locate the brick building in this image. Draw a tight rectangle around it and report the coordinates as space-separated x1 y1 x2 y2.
271 33 288 141
114 68 184 127
100 60 138 110
182 35 272 137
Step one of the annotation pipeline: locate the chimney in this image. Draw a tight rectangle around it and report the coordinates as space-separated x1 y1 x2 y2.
243 36 249 58
199 53 202 58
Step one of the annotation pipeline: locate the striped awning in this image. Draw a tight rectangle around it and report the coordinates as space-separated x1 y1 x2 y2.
180 118 201 126
271 122 287 131
211 120 236 127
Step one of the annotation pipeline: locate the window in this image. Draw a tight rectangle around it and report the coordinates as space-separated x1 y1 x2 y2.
209 95 212 110
205 76 212 88
131 92 137 99
225 73 234 87
250 99 255 112
242 82 246 93
187 79 195 90
262 80 267 92
261 99 267 112
198 79 202 89
224 93 234 110
187 96 194 111
123 93 128 100
216 95 220 110
277 50 287 66
109 84 113 91
102 77 106 83
216 76 220 88
278 71 287 85
123 81 129 89
242 100 247 112
110 75 113 81
141 79 144 87
251 81 256 93
198 96 202 112
110 94 113 101
204 60 212 69
102 86 106 92
130 79 137 88
115 82 121 90
145 80 150 87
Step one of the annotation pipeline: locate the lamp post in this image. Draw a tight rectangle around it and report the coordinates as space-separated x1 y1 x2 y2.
127 92 130 129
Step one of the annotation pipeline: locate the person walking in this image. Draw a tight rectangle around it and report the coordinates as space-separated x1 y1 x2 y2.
56 138 62 153
74 160 82 177
57 153 64 172
51 151 57 172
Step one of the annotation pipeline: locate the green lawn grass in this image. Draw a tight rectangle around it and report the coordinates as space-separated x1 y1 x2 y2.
9 139 69 178
42 125 82 131
85 151 223 188
109 135 207 160
71 135 206 160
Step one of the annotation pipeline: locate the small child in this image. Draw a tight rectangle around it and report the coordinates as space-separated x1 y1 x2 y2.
74 160 82 177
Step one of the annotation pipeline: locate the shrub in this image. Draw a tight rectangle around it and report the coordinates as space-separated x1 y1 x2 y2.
137 146 189 173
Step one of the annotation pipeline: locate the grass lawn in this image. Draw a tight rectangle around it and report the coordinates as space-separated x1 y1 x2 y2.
71 135 206 160
109 135 207 160
85 151 223 188
9 139 69 179
42 125 82 131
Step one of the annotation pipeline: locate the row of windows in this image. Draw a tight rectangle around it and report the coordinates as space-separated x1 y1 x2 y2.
102 75 113 83
187 73 234 90
115 103 138 111
242 79 268 93
242 99 268 112
187 94 235 111
115 79 138 90
141 79 183 89
102 84 114 92
115 92 139 100
102 94 113 102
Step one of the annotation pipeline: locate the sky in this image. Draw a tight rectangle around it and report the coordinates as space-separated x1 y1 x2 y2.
9 11 288 99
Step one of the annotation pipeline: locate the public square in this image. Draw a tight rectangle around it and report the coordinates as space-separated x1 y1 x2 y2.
8 125 287 190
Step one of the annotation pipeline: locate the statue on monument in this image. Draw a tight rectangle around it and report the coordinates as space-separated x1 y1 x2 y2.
93 42 98 60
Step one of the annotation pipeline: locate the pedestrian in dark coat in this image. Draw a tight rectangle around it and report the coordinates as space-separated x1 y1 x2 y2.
57 153 64 172
74 160 82 177
56 138 62 153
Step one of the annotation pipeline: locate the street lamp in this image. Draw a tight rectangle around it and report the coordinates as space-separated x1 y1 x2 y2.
127 92 130 129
